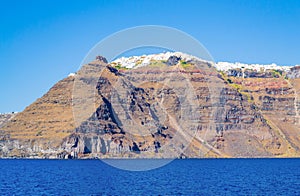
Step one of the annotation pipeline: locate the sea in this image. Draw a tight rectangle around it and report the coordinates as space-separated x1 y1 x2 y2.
0 158 299 195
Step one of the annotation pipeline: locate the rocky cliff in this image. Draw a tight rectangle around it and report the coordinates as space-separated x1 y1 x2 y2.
0 113 16 128
0 53 299 158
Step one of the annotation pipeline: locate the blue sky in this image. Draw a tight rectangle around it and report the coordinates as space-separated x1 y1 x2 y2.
0 0 300 113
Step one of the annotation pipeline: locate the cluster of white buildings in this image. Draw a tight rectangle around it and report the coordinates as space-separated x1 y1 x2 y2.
215 62 293 72
111 51 296 72
111 52 200 69
68 52 297 77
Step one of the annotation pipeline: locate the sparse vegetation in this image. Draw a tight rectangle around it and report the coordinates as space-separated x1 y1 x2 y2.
230 83 242 91
36 130 43 136
180 60 187 65
240 91 253 102
114 64 129 70
272 69 282 77
227 78 233 84
136 59 143 65
149 60 167 67
180 60 191 69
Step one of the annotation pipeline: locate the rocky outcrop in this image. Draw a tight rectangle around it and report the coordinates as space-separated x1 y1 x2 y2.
96 55 108 63
287 66 300 79
0 113 16 128
166 55 181 66
225 68 282 78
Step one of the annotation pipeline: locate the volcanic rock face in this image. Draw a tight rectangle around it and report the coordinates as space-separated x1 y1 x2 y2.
166 55 181 66
287 66 300 79
0 53 299 158
0 113 16 128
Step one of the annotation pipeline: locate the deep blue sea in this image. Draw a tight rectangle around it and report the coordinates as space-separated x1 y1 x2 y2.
0 159 299 195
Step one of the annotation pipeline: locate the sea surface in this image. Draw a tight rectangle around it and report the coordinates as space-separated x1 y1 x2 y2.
0 158 299 195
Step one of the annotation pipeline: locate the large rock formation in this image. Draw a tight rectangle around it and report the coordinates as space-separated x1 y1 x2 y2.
0 53 299 158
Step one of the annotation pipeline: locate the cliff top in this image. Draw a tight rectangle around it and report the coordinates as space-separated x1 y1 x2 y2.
109 51 298 72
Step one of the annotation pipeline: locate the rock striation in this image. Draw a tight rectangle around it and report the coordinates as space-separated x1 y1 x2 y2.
0 53 299 158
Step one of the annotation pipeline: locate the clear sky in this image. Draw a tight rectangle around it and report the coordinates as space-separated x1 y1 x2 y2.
0 0 300 113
